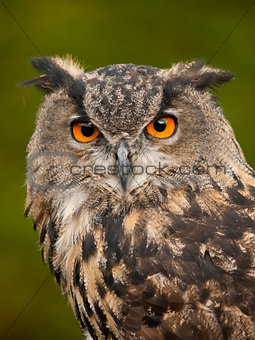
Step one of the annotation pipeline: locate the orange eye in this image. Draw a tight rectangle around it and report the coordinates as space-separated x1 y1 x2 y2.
146 116 177 139
72 121 99 142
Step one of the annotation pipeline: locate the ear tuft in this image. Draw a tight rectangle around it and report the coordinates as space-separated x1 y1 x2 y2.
31 56 75 92
169 60 234 90
18 56 86 107
17 74 49 88
53 55 84 79
17 55 85 93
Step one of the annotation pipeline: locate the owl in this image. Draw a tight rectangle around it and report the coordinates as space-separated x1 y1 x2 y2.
22 56 255 339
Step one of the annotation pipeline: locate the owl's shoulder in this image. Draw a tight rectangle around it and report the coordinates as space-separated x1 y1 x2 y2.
113 182 255 338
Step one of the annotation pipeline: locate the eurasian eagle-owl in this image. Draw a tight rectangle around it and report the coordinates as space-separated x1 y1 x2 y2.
22 56 255 339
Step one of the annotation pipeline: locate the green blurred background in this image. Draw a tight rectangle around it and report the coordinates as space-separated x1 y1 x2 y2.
0 0 254 339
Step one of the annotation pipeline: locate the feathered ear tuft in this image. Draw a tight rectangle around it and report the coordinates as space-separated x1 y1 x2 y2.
169 60 234 90
17 56 81 92
17 56 85 106
17 74 50 89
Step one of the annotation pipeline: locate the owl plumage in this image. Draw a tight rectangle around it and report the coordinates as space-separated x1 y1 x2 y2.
22 56 255 339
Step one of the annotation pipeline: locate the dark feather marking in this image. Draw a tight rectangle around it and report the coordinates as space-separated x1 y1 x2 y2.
142 283 155 300
82 233 97 261
74 297 85 329
164 291 184 312
41 250 45 263
115 246 122 262
203 250 224 277
73 259 81 287
48 219 58 246
79 284 93 317
54 267 62 285
24 203 32 217
232 172 245 190
249 185 255 198
142 315 161 328
129 270 146 285
111 281 127 298
48 257 54 272
159 186 168 198
227 187 253 206
33 220 37 231
102 264 127 296
70 286 74 298
32 210 46 231
94 302 111 338
48 218 58 271
75 285 97 338
39 223 47 245
103 216 124 262
102 269 114 288
81 311 98 340
96 280 107 298
109 309 121 328
210 178 222 191
145 295 168 315
101 216 126 295
162 75 181 100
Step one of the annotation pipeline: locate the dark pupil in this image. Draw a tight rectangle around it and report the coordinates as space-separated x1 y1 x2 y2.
81 123 94 137
154 119 166 132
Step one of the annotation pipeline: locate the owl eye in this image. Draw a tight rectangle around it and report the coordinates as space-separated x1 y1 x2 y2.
72 121 99 142
146 115 177 139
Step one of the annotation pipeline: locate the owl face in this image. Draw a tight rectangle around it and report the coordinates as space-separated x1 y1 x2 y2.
25 57 240 200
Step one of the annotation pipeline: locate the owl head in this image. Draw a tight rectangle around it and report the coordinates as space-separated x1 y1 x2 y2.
22 56 251 209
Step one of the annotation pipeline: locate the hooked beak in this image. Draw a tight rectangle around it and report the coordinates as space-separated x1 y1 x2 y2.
115 140 131 191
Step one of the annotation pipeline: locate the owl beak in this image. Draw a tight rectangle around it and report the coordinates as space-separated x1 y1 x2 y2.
115 140 131 191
